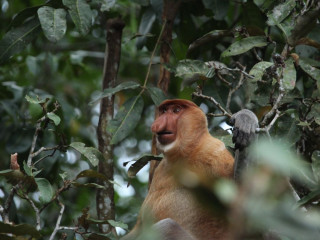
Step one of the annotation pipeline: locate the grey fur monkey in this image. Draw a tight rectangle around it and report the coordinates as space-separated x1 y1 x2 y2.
230 109 259 181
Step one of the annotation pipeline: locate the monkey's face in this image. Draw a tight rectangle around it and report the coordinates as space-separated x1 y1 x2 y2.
151 103 183 146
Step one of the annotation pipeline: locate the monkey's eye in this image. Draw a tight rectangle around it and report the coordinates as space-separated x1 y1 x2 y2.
160 108 167 114
173 106 181 113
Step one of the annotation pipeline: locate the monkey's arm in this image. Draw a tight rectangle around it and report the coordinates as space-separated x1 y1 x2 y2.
230 109 259 181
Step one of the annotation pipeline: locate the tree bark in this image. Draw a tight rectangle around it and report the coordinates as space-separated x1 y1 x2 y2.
149 0 182 187
96 18 125 233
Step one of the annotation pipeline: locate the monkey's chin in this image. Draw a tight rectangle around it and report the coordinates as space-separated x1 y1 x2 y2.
156 140 177 153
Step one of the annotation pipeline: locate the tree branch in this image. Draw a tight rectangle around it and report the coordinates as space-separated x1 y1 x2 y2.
192 91 232 118
49 198 65 240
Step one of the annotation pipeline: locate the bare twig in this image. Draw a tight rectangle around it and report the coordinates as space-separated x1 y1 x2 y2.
192 91 232 118
223 66 254 79
2 187 16 223
257 110 283 136
40 181 72 213
49 198 65 240
22 192 41 230
226 67 246 112
27 101 61 166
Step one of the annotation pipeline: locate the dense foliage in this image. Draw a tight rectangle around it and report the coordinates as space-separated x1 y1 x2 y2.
0 0 320 239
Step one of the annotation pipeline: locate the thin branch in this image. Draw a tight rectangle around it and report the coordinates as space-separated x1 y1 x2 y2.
27 101 61 166
226 67 246 112
40 181 71 213
22 192 41 230
143 19 167 88
58 226 78 231
2 187 16 223
49 198 65 240
34 147 61 166
192 91 232 118
31 146 59 159
257 110 283 135
222 66 254 79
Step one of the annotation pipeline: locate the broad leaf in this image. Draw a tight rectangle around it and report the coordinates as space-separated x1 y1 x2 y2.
147 86 167 106
125 154 163 178
175 59 213 89
266 0 296 26
107 96 144 144
72 182 105 189
90 81 141 104
107 219 128 230
76 169 108 180
63 0 92 36
249 61 273 82
100 0 116 11
282 57 296 91
0 18 41 64
35 178 53 203
0 222 41 238
70 142 103 167
23 161 32 176
25 95 46 104
221 36 268 58
37 7 67 42
299 58 320 82
47 112 61 126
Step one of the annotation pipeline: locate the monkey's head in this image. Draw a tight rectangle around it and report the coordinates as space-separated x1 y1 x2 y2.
151 99 208 154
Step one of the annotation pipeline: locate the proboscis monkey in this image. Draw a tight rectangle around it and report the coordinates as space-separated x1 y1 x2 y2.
122 99 258 240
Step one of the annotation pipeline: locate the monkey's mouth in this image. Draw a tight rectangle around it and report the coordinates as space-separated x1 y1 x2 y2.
156 131 175 145
157 131 173 135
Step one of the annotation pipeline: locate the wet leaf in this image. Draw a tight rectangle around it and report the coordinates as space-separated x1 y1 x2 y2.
37 7 67 42
126 154 163 178
221 36 268 58
63 0 92 36
70 142 103 167
25 95 46 104
249 61 273 82
282 57 296 91
35 178 53 203
76 169 108 180
299 58 320 82
0 18 41 64
147 86 167 106
72 182 105 189
266 0 296 26
107 96 144 144
0 222 41 238
90 81 140 104
47 112 61 125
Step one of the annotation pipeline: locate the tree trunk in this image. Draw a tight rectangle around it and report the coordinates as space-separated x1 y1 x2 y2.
96 18 125 233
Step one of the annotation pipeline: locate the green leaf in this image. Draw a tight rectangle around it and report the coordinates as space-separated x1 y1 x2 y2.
90 81 141 105
147 87 167 106
25 95 46 104
266 0 296 26
0 222 41 238
175 59 211 79
299 58 320 82
72 182 105 189
47 112 61 126
100 0 116 12
70 142 103 167
221 36 268 58
299 58 320 68
249 61 273 82
35 178 53 203
107 219 128 230
63 0 92 36
297 189 320 207
107 96 144 144
282 57 296 91
0 169 25 185
202 0 229 20
0 18 41 64
76 169 108 180
23 161 32 176
37 7 67 42
125 154 163 178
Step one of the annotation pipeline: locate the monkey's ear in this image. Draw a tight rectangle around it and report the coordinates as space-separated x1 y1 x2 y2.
230 109 259 149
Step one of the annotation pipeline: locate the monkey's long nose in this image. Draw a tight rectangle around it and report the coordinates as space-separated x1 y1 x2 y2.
151 115 167 133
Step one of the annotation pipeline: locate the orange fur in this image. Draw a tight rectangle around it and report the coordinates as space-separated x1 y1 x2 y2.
125 99 234 240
